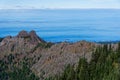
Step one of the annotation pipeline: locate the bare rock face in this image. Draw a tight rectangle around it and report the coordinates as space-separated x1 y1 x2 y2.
17 30 45 44
0 30 45 58
29 30 45 44
32 41 96 78
17 30 29 38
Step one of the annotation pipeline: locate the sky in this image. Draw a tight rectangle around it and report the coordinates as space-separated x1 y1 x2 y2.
0 0 120 9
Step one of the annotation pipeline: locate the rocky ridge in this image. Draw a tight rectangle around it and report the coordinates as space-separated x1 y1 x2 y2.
0 30 45 58
0 30 118 79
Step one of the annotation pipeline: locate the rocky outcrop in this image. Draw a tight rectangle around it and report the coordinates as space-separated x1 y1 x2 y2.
29 30 45 44
32 41 96 78
17 30 45 44
0 30 45 58
17 30 29 38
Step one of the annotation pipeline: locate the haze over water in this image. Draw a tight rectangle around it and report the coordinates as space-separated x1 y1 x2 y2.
0 9 120 42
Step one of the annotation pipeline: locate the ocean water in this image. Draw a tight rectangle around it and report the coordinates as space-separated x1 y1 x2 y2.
0 9 120 42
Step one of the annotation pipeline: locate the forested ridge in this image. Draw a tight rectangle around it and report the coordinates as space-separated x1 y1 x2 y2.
0 38 3 42
0 42 120 80
46 44 120 80
0 32 120 80
0 54 39 80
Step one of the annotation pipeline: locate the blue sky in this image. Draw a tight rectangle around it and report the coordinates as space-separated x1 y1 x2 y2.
0 0 120 9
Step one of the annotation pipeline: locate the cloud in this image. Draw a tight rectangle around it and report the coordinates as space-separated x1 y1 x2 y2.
0 0 120 9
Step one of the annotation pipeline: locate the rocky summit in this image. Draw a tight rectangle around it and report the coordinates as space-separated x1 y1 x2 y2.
0 30 45 58
17 30 45 43
17 30 29 38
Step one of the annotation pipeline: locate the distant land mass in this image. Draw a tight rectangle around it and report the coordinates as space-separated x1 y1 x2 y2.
0 30 120 80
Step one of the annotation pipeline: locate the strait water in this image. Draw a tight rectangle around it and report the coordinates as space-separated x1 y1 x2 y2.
0 9 120 42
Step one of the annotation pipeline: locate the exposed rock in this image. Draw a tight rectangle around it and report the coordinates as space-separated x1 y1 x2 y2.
17 30 29 38
0 30 45 58
32 41 96 78
16 30 45 44
0 30 101 78
29 30 45 44
31 41 118 79
1 30 118 79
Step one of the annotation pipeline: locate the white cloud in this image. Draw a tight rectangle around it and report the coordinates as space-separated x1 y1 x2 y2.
0 0 120 9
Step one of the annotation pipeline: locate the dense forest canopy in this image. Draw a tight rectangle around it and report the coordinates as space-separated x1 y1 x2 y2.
0 38 3 42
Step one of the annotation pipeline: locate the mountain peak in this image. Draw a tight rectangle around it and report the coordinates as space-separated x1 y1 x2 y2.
29 30 45 44
17 30 29 38
0 30 45 56
16 30 45 43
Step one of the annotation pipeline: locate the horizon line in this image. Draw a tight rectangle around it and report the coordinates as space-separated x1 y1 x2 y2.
0 8 120 10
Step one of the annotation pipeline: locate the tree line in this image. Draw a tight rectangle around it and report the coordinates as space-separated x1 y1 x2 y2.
46 44 120 80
